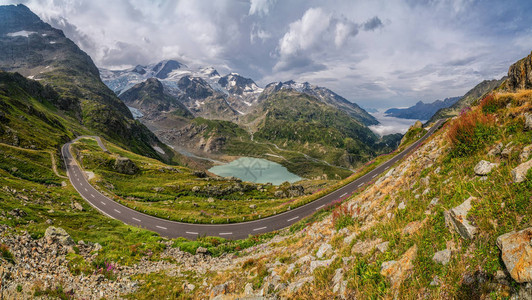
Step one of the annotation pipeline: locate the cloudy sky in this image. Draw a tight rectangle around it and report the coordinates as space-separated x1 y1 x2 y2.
8 0 532 108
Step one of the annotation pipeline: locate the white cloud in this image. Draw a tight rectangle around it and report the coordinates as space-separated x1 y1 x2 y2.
249 0 276 16
6 0 532 109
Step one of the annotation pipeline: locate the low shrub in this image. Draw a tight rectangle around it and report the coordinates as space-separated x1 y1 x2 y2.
332 205 354 230
479 94 506 114
0 243 15 264
447 108 496 157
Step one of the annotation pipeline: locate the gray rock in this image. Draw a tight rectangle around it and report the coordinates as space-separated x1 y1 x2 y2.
210 283 227 298
310 256 336 273
287 276 313 294
488 142 504 157
113 157 139 175
520 145 532 162
430 275 441 286
525 112 532 130
432 249 451 265
71 202 83 211
501 142 514 159
474 160 499 176
316 243 332 259
376 241 390 253
244 282 254 295
249 204 257 209
511 159 532 183
444 197 478 240
428 197 439 208
496 227 532 283
195 247 208 255
44 226 74 246
398 201 406 210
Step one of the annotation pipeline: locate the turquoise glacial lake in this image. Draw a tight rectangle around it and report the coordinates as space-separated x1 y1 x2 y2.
208 157 302 185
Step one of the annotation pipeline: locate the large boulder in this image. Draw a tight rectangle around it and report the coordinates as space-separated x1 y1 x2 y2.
113 156 139 175
44 226 74 246
474 160 499 176
511 159 532 183
496 227 532 283
444 197 478 240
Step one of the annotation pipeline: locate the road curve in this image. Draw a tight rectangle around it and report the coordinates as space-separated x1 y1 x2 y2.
62 119 445 240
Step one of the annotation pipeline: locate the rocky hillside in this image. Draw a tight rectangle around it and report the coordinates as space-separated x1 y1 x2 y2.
119 78 193 118
385 97 460 120
250 90 382 166
429 78 506 123
260 80 378 126
0 4 171 160
0 50 531 299
1 84 529 299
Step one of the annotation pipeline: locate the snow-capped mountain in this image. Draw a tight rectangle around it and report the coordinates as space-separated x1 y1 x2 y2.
99 60 263 118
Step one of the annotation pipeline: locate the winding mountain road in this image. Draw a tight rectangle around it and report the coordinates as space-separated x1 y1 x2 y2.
62 120 445 240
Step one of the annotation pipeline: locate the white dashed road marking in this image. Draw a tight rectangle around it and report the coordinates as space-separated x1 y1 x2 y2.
340 193 347 197
90 194 95 198
287 216 299 222
114 209 121 214
186 231 198 235
219 232 232 236
156 226 167 230
253 227 267 231
100 201 106 206
358 183 364 187
315 204 325 211
132 217 141 222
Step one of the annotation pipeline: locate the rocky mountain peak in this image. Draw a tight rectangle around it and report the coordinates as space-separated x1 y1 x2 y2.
153 59 184 79
0 4 44 35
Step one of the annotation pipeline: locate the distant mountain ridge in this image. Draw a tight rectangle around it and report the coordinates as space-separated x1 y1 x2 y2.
429 78 506 123
384 97 461 120
99 62 378 126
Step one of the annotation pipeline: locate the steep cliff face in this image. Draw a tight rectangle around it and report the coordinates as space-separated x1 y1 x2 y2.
506 51 532 90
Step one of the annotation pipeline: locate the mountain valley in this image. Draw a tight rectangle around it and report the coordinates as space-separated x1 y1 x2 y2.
0 3 531 300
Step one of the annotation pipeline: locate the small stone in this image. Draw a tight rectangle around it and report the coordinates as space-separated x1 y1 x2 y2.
524 112 532 130
398 201 406 210
520 145 532 162
501 142 514 159
432 249 451 265
244 282 254 295
249 204 257 209
428 197 439 208
403 220 423 235
474 160 499 176
488 142 503 157
316 243 332 259
196 247 208 255
430 275 441 286
376 241 390 253
71 202 83 211
511 159 532 183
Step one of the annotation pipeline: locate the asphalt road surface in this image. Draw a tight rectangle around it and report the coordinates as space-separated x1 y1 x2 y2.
61 119 445 240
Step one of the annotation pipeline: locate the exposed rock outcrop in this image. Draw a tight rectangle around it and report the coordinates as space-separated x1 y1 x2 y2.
444 197 478 240
507 51 532 90
381 245 417 291
496 227 532 283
